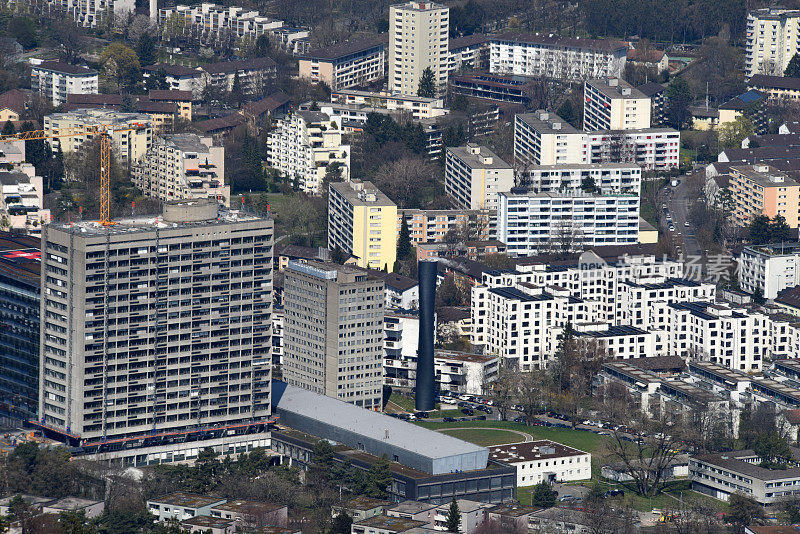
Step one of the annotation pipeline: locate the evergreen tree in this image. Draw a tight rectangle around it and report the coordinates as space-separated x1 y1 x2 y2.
769 215 792 243
329 512 353 534
665 77 693 130
748 214 772 245
365 454 392 498
531 481 558 508
20 121 49 170
445 499 461 532
417 67 436 98
786 53 800 78
2 120 14 136
231 71 244 107
398 217 411 260
135 32 157 67
556 99 576 128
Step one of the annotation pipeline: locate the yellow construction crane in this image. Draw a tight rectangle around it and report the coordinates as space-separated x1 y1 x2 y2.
0 122 148 225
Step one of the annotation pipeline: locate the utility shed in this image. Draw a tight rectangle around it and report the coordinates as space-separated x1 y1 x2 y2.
271 380 489 475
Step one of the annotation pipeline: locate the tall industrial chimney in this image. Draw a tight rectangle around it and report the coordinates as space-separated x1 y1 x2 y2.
415 260 437 411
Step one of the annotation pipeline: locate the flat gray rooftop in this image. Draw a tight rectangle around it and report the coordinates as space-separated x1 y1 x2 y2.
271 381 489 475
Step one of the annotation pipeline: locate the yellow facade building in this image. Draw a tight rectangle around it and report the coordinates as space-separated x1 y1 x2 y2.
329 181 397 271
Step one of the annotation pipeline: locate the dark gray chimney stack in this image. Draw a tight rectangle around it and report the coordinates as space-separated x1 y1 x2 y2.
415 260 437 411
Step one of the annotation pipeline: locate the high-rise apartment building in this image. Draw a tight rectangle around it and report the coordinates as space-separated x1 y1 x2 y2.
15 0 134 27
514 111 585 166
38 199 274 463
282 260 384 409
328 181 397 271
132 134 229 206
583 78 651 131
299 35 389 91
730 164 800 228
389 1 449 96
746 8 800 78
31 62 98 107
445 144 515 211
266 111 350 194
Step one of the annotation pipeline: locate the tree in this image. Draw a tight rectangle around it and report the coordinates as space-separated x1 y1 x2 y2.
748 215 772 245
365 455 392 499
398 217 411 261
2 120 14 136
19 121 49 170
718 115 755 149
146 68 169 92
135 32 157 67
665 77 693 130
445 499 461 532
100 43 142 91
436 274 466 309
786 53 800 78
417 67 436 98
580 176 599 193
727 492 765 526
48 20 86 64
770 214 792 243
488 362 516 421
311 439 335 480
450 94 469 112
10 17 38 49
231 71 244 107
754 432 793 468
531 481 557 508
329 512 353 534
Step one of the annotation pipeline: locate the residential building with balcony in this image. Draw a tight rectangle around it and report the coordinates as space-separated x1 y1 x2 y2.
0 167 51 234
132 134 228 206
745 8 800 78
31 61 98 107
330 89 447 120
583 78 651 131
514 111 584 166
739 242 800 299
299 35 388 91
389 1 449 96
729 164 800 228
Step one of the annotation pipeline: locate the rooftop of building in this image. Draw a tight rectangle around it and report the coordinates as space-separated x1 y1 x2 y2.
0 232 41 286
777 285 800 308
49 201 264 237
720 89 766 110
447 143 512 169
354 514 427 531
603 360 662 382
201 56 277 74
720 145 800 162
391 0 447 12
181 516 236 528
286 259 375 282
449 34 490 50
693 448 800 481
512 244 659 268
332 88 442 104
744 527 800 534
342 496 393 511
148 89 193 101
659 378 725 405
195 112 247 133
160 133 212 153
688 360 751 382
493 32 627 52
749 74 800 91
271 380 488 466
434 350 497 364
33 60 97 75
774 359 800 373
44 497 103 510
626 355 685 373
243 92 291 117
436 306 470 322
255 527 301 534
45 107 151 125
0 494 54 507
0 88 30 114
0 170 35 186
752 376 800 404
743 242 800 256
667 301 748 321
579 325 649 338
587 77 648 100
361 268 417 291
387 500 438 515
144 63 202 77
745 132 800 148
489 440 587 464
330 180 396 207
487 503 540 517
210 500 285 513
621 277 701 290
488 286 554 302
626 48 666 63
516 110 580 134
150 492 226 508
302 34 388 60
637 81 666 97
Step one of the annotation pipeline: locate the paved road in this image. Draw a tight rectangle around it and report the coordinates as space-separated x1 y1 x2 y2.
662 173 703 258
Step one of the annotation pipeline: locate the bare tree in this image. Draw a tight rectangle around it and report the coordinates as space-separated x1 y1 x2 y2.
516 371 551 424
487 360 517 421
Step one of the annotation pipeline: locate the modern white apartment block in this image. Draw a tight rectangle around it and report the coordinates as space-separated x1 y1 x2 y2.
445 144 515 213
584 128 680 170
498 191 641 256
43 108 153 164
577 324 656 360
618 278 717 337
282 260 384 409
739 243 800 299
666 302 769 372
518 163 641 195
388 1 450 96
383 346 499 395
299 35 388 91
745 8 800 78
31 61 98 107
514 111 585 166
199 57 277 96
0 166 51 234
143 64 204 97
27 0 134 27
330 89 447 119
584 78 651 131
132 134 229 206
38 200 274 462
489 441 591 487
328 181 397 271
489 34 627 81
266 111 350 194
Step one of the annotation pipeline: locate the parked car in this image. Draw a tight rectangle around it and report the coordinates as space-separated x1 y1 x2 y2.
414 411 429 419
443 417 456 422
462 408 474 416
606 489 624 497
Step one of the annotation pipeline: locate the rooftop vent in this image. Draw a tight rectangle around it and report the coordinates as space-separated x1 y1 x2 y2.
537 110 549 121
608 78 619 87
621 87 631 96
552 122 562 130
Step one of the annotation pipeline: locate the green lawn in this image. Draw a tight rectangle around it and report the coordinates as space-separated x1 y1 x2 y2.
438 428 525 446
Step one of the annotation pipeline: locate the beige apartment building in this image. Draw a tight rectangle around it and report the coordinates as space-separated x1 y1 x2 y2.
282 260 385 409
584 77 651 131
43 108 152 164
730 164 800 228
445 144 515 213
299 35 388 91
514 111 585 166
132 134 229 206
38 199 274 461
389 1 449 96
328 180 397 271
746 7 800 78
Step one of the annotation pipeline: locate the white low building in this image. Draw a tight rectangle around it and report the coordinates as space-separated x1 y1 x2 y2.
31 61 98 107
489 440 591 487
0 165 51 235
739 243 800 300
